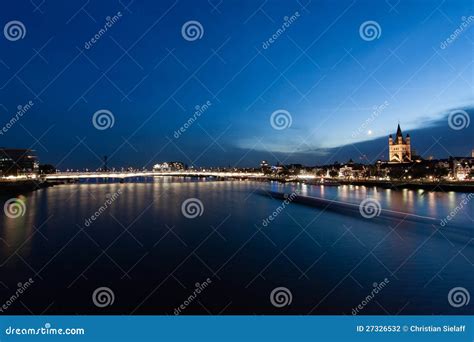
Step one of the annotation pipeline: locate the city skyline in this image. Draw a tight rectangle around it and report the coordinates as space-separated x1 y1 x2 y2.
0 0 472 169
2 116 473 170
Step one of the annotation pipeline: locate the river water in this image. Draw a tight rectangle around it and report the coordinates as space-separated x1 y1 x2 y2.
0 178 472 314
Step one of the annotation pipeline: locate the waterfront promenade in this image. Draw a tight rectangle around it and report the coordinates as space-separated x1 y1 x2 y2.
1 171 473 193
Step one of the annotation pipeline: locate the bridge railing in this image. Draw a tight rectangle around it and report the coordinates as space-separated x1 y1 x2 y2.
44 171 265 179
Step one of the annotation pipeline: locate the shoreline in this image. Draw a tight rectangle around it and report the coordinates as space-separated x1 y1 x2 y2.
1 177 473 194
0 180 60 194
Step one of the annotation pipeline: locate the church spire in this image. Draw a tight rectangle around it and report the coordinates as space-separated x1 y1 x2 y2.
396 123 403 138
389 122 412 163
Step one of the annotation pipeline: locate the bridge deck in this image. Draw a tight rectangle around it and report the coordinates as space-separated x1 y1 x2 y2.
44 172 265 180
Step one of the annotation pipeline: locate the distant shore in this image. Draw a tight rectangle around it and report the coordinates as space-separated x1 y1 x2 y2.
1 177 473 194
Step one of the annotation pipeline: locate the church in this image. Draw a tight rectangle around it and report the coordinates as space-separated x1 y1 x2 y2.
388 124 412 163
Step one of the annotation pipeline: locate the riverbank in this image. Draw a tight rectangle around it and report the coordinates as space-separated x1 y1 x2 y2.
0 179 62 194
1 177 473 194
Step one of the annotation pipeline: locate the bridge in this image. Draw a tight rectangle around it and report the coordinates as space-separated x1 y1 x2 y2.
43 171 267 181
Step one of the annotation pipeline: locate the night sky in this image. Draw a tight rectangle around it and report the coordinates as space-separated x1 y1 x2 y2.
0 0 473 169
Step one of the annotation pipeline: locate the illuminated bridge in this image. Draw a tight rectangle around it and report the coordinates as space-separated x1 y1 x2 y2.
43 171 267 181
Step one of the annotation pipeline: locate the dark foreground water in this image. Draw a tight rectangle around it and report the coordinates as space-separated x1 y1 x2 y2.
0 178 473 315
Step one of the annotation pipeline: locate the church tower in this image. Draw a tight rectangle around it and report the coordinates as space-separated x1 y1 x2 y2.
388 124 411 163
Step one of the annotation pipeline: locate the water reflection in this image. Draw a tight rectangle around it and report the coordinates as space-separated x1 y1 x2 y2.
0 179 472 314
1 195 35 260
292 183 472 223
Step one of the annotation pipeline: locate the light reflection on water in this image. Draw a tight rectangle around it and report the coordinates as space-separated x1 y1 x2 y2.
270 182 472 223
0 178 472 314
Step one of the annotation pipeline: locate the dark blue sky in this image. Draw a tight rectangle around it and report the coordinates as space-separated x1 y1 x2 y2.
0 0 473 168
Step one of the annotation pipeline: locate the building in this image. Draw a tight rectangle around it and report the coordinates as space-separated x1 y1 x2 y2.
449 157 474 181
260 160 270 173
388 124 411 163
0 148 38 176
152 161 185 172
